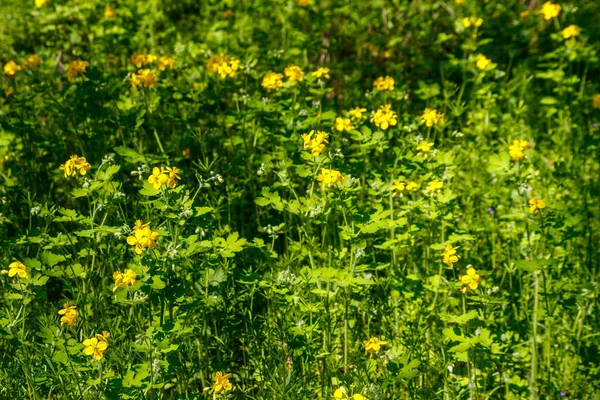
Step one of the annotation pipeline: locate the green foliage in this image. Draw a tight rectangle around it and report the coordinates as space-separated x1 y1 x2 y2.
1 0 600 399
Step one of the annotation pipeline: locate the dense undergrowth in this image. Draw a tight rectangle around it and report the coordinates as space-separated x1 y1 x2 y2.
1 0 600 399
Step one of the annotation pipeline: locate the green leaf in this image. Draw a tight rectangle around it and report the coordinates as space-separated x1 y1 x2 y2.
41 251 66 267
195 206 212 216
150 275 166 290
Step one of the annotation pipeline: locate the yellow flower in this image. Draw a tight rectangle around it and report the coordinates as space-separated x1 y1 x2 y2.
302 130 329 155
455 0 464 4
460 267 480 292
3 261 28 279
126 225 159 254
392 180 405 192
334 388 369 400
297 0 310 6
165 166 181 188
442 244 459 267
131 69 158 90
58 304 78 327
130 53 156 68
349 107 367 120
594 94 600 109
262 72 284 91
312 67 330 79
148 167 169 189
5 87 14 97
21 54 42 69
35 0 47 7
284 65 303 83
213 372 233 393
318 168 344 188
96 331 110 343
475 54 491 70
509 139 531 161
528 198 546 213
428 180 443 191
335 117 353 132
373 76 395 91
104 6 116 18
363 337 387 354
4 61 21 77
113 268 137 290
207 54 240 79
462 17 483 28
66 60 89 81
157 55 175 71
83 337 108 361
422 108 444 127
561 25 580 39
540 2 561 20
372 104 397 130
416 140 434 152
406 181 419 191
59 155 91 177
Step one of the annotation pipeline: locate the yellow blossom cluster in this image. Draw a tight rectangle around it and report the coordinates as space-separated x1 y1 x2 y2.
421 108 444 127
148 166 181 189
541 1 561 20
335 117 353 132
349 107 367 119
130 53 157 68
317 168 343 188
562 25 580 39
1 260 28 279
302 130 329 155
66 59 89 81
460 267 481 293
262 72 284 91
113 268 137 290
475 54 491 70
529 197 546 213
334 387 369 400
213 372 233 394
392 180 418 192
207 54 240 79
373 76 394 91
104 6 116 18
284 65 303 83
372 104 397 130
462 17 483 28
428 180 443 191
131 69 158 90
363 336 387 354
126 220 160 255
442 244 459 267
59 155 91 177
83 331 110 360
311 67 330 79
416 140 434 153
58 304 78 327
509 139 531 161
3 60 21 77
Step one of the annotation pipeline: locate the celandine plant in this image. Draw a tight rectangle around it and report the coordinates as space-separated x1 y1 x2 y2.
0 0 599 399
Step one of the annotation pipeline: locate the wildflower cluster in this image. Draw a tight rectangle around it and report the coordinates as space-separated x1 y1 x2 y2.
58 304 78 327
302 130 329 155
509 139 531 161
372 104 397 130
126 220 160 254
59 155 91 177
83 331 110 361
148 166 181 189
207 54 241 78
